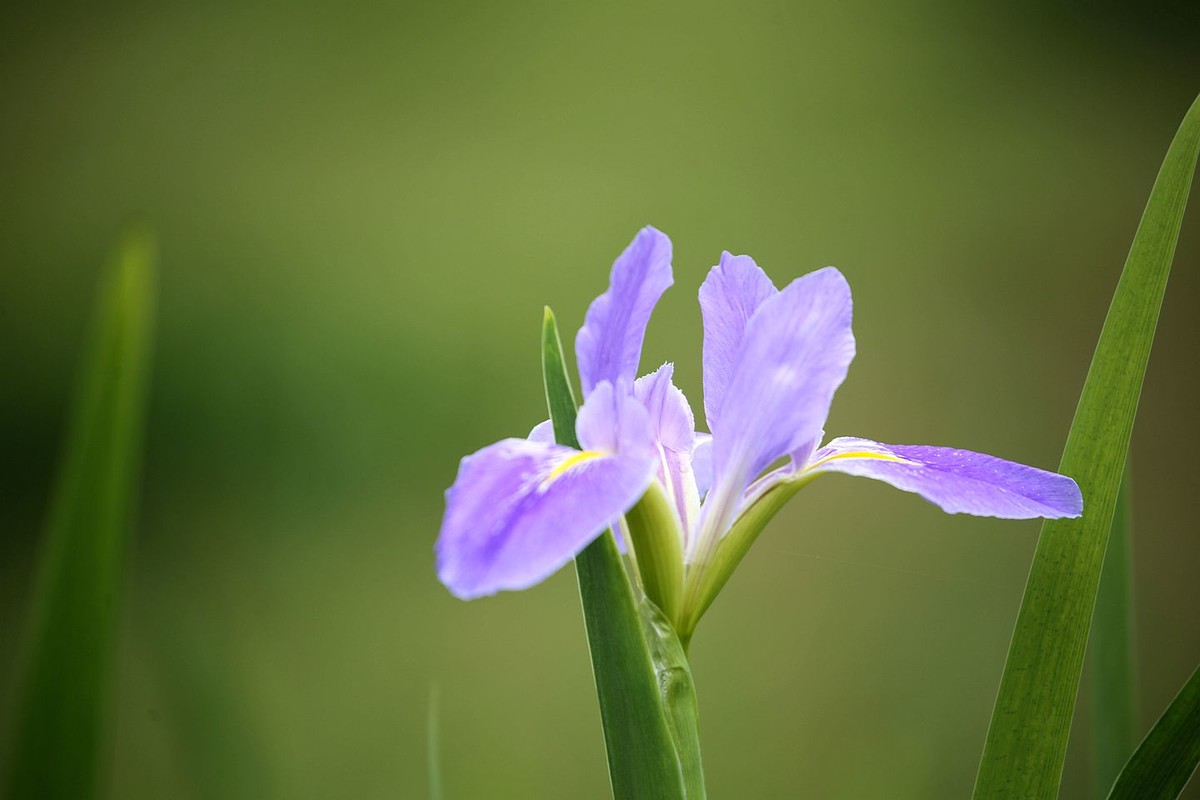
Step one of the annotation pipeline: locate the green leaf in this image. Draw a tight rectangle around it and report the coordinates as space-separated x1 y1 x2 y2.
1089 458 1139 797
541 308 690 799
1107 662 1200 799
973 93 1200 799
4 229 157 800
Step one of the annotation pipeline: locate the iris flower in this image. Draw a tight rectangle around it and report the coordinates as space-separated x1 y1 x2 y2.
436 227 1082 638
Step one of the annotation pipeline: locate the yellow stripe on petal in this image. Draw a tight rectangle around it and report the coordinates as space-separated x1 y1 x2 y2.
542 450 606 487
804 449 912 472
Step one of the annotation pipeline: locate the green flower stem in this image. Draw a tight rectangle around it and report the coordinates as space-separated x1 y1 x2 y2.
542 308 699 799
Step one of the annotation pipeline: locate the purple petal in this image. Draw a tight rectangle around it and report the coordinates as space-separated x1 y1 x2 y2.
437 385 656 598
699 252 778 431
805 437 1083 519
710 267 856 500
575 227 673 397
528 419 554 443
692 433 712 500
436 439 657 598
576 379 655 458
634 364 701 535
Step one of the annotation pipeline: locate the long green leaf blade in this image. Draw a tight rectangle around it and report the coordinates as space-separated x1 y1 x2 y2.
1107 662 1200 799
973 94 1200 799
1089 458 1139 797
4 230 157 800
541 308 687 799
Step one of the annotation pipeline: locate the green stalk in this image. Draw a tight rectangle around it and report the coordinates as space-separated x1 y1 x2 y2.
542 308 702 799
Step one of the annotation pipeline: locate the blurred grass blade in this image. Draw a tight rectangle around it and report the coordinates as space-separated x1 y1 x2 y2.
1107 662 1200 799
4 230 157 800
1089 457 1139 797
973 94 1200 799
542 308 688 800
428 684 443 800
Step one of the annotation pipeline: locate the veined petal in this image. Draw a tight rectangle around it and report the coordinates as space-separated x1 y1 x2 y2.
699 252 777 431
577 378 655 457
438 385 656 599
634 364 701 538
436 437 656 599
804 437 1083 519
710 267 855 501
575 227 673 397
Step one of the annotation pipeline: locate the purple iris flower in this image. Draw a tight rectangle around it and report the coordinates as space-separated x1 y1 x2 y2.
436 227 1082 625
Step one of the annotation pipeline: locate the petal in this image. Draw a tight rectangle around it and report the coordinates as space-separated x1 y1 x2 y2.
805 437 1083 519
575 227 673 397
634 364 702 537
576 378 655 458
710 267 856 499
528 419 555 443
699 252 778 431
436 437 656 599
692 433 712 500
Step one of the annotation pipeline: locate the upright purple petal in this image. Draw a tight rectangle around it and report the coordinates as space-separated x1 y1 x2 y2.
710 267 856 500
634 364 701 535
692 433 712 500
575 227 673 396
804 437 1083 519
528 419 554 443
576 379 655 455
699 252 777 431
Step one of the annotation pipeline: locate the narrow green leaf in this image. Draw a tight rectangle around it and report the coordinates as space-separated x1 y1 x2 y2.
541 308 688 799
4 229 157 800
1089 457 1139 797
1107 662 1200 799
973 94 1200 799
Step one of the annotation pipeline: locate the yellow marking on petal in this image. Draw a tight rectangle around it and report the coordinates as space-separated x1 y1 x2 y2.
542 450 605 487
804 450 912 472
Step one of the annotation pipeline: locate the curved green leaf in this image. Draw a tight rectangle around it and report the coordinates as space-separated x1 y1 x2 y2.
973 94 1200 798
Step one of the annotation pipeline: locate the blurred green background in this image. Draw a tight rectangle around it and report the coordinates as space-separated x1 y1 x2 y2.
2 1 1198 797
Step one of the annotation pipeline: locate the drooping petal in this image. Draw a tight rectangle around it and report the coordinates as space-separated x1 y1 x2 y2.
634 364 701 536
804 437 1083 519
437 384 657 599
699 252 777 431
436 439 657 599
575 227 673 397
710 267 856 500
